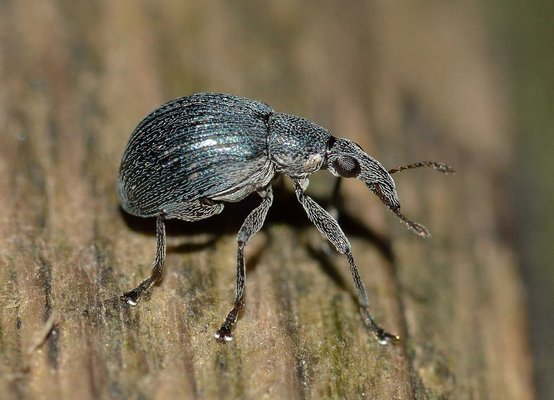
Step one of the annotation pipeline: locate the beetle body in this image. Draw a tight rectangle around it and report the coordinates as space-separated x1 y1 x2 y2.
119 93 336 216
118 92 452 343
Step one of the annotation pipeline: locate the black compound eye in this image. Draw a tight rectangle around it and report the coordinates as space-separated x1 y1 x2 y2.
333 156 361 178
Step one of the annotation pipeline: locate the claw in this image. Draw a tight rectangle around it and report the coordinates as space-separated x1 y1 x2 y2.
121 288 142 305
215 325 234 342
375 328 400 345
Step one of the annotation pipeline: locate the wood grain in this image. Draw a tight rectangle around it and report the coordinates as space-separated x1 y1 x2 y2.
0 1 534 399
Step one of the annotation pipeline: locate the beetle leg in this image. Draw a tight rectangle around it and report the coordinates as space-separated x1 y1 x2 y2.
215 186 274 342
121 212 167 305
162 199 224 221
293 180 399 345
121 200 224 305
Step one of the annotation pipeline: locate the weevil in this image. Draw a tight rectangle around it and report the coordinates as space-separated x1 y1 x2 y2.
118 92 453 344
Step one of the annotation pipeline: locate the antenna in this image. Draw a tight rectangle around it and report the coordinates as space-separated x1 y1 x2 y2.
388 161 454 175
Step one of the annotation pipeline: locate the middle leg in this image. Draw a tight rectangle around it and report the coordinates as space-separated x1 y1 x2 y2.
215 186 274 342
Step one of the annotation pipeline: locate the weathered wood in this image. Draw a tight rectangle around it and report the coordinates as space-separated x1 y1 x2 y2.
0 1 534 399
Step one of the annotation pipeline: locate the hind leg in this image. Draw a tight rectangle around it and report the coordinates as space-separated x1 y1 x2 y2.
121 200 224 305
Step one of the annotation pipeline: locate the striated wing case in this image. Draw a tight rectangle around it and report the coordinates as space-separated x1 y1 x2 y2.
119 93 275 217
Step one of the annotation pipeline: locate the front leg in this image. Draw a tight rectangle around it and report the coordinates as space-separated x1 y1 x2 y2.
294 180 398 345
215 187 274 342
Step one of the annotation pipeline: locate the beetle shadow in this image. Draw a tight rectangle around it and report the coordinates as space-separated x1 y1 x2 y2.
119 188 395 286
306 244 354 302
302 204 395 299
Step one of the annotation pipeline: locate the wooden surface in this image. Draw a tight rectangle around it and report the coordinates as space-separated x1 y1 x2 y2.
0 1 535 399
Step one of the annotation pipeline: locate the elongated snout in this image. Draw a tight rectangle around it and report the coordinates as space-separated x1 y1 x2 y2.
326 137 430 237
327 137 400 207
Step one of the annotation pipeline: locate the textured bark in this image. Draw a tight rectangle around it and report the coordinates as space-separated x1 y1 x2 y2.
0 1 534 399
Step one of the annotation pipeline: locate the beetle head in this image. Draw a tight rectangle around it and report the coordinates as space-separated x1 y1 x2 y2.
326 137 433 237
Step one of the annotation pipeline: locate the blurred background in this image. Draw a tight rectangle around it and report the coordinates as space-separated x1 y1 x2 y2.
0 1 552 399
486 1 554 398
